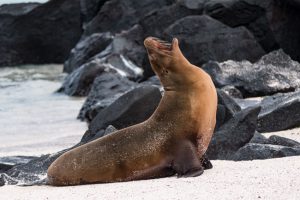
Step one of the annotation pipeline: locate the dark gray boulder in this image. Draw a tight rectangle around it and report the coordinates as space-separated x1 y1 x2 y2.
233 143 300 161
80 125 118 147
0 0 83 67
249 131 268 144
140 1 203 38
64 32 113 73
258 90 300 132
268 0 300 62
204 0 278 52
80 0 108 26
215 89 241 130
0 164 13 173
0 151 67 186
86 25 145 80
164 15 265 67
83 0 175 37
207 106 261 160
78 73 136 121
204 0 265 27
203 49 300 97
221 85 243 99
267 135 300 147
249 133 300 148
0 3 40 16
0 174 17 186
59 60 118 96
88 86 162 138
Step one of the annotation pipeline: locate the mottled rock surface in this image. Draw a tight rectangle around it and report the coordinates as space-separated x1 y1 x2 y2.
233 143 300 161
78 73 136 121
64 32 113 73
0 0 82 67
83 0 175 36
88 86 161 137
207 106 261 160
164 15 265 67
59 60 118 96
203 49 300 97
258 91 300 132
216 89 241 129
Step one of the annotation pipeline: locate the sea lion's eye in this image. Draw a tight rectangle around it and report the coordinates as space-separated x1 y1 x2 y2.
165 70 169 74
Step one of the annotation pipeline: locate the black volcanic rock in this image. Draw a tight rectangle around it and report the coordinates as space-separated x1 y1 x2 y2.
250 133 300 148
203 49 300 97
78 73 136 121
59 60 119 96
80 124 119 144
233 143 300 161
0 3 40 16
269 0 300 62
140 1 203 38
80 0 108 26
249 132 268 144
257 90 300 132
221 85 243 99
216 89 241 130
207 106 261 160
82 25 146 80
204 0 265 27
88 86 161 137
267 135 300 147
164 15 265 67
203 0 278 52
64 32 113 73
0 164 13 173
0 149 72 186
0 0 82 67
83 0 175 37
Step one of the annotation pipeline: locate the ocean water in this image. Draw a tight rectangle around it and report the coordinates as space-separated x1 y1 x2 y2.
0 65 87 157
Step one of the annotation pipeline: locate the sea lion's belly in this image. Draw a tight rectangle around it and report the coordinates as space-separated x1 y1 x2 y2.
47 123 172 185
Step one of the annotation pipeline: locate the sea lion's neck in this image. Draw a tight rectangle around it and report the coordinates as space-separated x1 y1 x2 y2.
149 85 205 128
149 67 216 133
161 65 211 92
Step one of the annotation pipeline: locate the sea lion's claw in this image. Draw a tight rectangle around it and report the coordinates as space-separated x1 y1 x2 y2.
201 153 213 170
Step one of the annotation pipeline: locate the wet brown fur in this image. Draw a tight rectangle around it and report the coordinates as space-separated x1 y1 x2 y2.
47 37 217 186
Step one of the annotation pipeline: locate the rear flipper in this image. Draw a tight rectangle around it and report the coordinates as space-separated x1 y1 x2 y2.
173 141 204 178
201 153 213 170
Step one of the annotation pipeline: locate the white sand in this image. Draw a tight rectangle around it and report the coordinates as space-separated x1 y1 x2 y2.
1 156 300 200
1 123 300 200
1 127 300 200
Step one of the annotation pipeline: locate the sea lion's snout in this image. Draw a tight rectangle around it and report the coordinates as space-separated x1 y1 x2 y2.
144 37 173 51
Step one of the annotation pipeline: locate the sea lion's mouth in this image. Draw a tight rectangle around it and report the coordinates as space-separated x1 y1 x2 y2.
144 37 172 52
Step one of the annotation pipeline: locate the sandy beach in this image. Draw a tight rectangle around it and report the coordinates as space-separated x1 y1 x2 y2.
1 129 300 200
1 156 300 200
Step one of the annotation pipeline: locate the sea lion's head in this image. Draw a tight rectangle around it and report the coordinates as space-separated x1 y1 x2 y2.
144 37 198 91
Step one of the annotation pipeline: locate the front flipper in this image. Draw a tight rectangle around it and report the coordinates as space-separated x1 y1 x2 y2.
173 141 204 178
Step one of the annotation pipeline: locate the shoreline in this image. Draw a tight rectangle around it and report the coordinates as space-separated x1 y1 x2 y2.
1 156 300 200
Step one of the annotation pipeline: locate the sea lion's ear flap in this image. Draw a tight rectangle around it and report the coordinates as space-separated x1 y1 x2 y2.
171 38 179 50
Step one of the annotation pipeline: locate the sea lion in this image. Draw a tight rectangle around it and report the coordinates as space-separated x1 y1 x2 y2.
47 37 217 186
